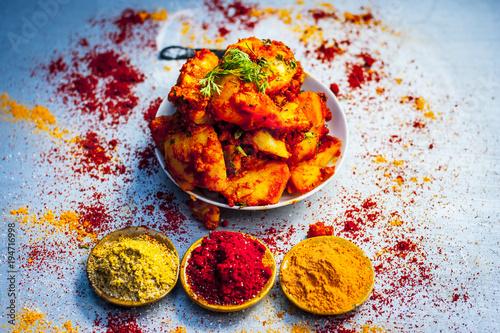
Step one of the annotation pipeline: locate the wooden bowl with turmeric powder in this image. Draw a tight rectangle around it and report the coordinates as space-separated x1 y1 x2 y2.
279 236 374 315
86 226 180 307
180 231 277 312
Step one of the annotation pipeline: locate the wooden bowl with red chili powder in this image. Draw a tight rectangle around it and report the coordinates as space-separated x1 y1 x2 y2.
180 231 277 312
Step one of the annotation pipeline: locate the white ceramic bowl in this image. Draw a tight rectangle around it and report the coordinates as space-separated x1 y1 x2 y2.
154 74 348 210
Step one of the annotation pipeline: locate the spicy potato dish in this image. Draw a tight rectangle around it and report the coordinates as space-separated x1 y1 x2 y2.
150 37 341 208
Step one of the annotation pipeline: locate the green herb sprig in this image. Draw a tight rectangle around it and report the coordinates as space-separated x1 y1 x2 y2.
199 48 273 97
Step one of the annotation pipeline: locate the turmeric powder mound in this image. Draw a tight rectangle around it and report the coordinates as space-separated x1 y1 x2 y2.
0 93 67 138
280 236 374 315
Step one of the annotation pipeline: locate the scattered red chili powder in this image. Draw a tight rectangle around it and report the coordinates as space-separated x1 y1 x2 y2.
204 0 259 31
315 40 345 63
48 56 67 76
219 26 230 37
344 11 375 25
135 146 156 173
72 131 127 178
394 240 416 254
310 9 338 22
153 191 188 235
307 221 334 238
186 231 272 305
53 48 145 126
348 64 365 89
347 53 379 89
359 52 376 67
143 97 163 123
77 192 114 238
96 311 143 333
112 8 146 44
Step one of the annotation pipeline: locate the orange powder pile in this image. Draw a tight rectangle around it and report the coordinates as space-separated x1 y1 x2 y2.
0 94 67 138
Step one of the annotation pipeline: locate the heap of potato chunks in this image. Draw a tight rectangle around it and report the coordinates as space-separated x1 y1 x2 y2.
150 37 341 227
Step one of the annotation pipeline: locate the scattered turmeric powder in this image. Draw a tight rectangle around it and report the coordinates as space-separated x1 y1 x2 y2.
1 93 67 138
6 307 79 333
280 236 374 315
139 9 167 21
11 207 95 242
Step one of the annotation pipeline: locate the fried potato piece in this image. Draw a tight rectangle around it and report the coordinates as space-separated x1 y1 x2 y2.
222 161 290 207
168 49 219 124
164 125 227 192
210 74 311 133
149 113 184 155
243 129 291 159
186 199 220 230
289 91 332 164
222 144 244 177
287 136 341 194
227 37 299 95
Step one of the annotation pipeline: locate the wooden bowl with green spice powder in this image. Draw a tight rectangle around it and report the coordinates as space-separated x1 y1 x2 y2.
87 226 180 307
279 236 374 315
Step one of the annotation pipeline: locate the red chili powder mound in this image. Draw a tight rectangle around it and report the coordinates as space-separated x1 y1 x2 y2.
186 231 272 305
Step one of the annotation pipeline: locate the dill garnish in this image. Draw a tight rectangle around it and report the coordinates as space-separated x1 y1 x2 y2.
199 48 273 97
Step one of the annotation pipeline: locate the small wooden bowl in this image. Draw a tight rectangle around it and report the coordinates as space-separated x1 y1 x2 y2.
279 236 374 315
87 226 180 307
180 232 276 312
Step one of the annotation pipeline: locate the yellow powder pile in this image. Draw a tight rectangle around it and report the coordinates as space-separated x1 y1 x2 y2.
6 307 78 333
280 237 373 314
88 234 178 302
1 93 67 138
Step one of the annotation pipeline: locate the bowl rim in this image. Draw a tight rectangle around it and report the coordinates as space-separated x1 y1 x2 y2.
279 235 374 315
86 226 180 307
154 73 349 210
180 231 277 312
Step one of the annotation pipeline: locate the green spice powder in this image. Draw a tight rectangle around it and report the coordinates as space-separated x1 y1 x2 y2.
89 234 177 302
